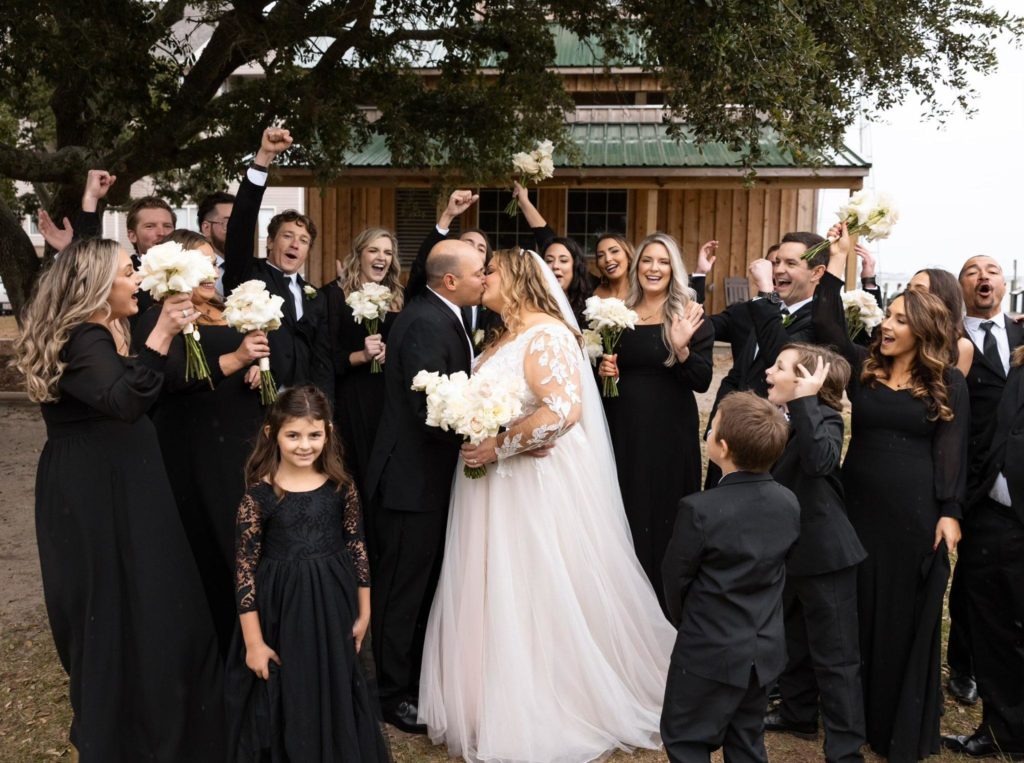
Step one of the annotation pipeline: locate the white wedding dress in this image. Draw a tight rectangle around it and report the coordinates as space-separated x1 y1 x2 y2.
419 321 676 763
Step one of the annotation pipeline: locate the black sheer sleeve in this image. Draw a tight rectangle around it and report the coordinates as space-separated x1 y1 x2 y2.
235 490 265 613
532 225 556 254
671 319 715 392
341 484 371 587
812 271 867 378
60 324 166 422
72 209 102 240
934 370 970 520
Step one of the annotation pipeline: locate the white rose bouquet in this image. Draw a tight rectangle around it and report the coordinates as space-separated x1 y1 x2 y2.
842 289 885 340
583 296 638 397
582 328 604 367
138 242 218 386
345 283 392 373
411 369 527 478
504 139 555 216
223 280 285 404
802 190 899 261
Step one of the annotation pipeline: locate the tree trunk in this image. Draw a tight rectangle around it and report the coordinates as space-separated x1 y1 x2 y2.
0 195 41 325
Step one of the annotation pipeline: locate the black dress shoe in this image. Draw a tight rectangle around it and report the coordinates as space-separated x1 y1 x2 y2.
383 700 427 735
947 673 979 705
943 731 1024 760
763 710 818 739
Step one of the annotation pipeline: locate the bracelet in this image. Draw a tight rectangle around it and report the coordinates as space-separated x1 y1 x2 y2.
250 161 269 172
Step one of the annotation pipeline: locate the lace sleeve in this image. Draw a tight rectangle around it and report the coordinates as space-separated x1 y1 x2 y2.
341 484 371 587
495 326 583 459
235 492 264 613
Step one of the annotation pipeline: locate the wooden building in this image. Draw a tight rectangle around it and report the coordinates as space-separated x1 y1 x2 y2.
276 29 870 314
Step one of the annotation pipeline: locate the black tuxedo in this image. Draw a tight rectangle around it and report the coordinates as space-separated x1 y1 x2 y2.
705 298 815 488
365 289 472 711
221 176 333 397
661 471 800 763
947 315 1024 679
770 397 867 762
958 365 1024 750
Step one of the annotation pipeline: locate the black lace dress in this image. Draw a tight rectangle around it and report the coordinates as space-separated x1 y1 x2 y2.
603 320 715 611
35 323 224 762
813 272 969 761
225 480 387 762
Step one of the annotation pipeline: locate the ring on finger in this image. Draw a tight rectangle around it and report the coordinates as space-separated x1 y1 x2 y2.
182 308 190 318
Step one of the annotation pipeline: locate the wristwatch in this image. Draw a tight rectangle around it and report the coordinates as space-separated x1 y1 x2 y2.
756 290 782 305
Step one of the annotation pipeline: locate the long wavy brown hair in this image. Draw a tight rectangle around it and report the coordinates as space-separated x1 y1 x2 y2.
913 267 966 365
861 289 956 421
337 227 404 310
14 238 121 403
244 386 351 497
489 247 580 344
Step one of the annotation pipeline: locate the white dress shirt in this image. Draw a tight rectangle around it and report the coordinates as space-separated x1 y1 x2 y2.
429 287 473 360
964 313 1011 375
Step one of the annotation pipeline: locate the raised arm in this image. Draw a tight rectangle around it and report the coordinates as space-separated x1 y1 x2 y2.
406 190 479 300
787 396 844 477
811 268 866 373
494 326 583 458
511 181 555 252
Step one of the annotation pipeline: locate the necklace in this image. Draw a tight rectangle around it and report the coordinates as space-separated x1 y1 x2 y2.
191 304 224 324
637 299 666 323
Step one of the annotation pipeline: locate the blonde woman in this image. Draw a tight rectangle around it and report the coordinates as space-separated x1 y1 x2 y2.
420 247 675 762
14 238 225 761
598 232 714 611
325 226 404 495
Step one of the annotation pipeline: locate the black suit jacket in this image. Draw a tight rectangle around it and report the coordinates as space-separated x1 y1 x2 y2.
365 290 472 512
969 364 1024 524
964 316 1024 495
662 471 800 689
222 176 333 397
771 396 867 576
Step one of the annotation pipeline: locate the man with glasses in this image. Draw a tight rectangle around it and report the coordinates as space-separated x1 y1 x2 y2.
198 191 235 297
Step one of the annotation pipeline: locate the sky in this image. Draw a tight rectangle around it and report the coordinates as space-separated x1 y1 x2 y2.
816 10 1023 299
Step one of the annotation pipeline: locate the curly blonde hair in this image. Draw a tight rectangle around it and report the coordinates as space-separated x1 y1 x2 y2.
861 289 955 421
14 238 122 403
489 247 580 343
626 233 697 367
337 227 404 310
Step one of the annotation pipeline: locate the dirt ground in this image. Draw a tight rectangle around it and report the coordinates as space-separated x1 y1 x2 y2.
0 350 985 761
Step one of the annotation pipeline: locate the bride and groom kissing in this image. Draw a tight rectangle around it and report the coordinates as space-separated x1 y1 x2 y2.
366 238 675 760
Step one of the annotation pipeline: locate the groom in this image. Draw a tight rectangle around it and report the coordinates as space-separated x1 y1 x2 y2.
366 239 485 734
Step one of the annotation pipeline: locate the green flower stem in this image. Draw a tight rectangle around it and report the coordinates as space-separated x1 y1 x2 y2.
366 317 382 374
600 327 625 398
183 329 213 389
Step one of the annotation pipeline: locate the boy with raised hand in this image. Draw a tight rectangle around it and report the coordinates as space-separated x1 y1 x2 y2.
661 391 799 763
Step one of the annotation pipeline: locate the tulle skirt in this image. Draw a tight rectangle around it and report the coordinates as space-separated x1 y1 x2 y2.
419 426 676 763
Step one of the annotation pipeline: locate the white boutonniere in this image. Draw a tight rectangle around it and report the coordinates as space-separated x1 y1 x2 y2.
303 284 317 300
473 329 485 349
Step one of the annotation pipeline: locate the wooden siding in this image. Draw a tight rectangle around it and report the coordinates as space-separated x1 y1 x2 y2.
305 187 397 286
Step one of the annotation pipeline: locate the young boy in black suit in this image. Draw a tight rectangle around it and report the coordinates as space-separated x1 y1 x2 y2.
764 343 867 763
661 391 799 763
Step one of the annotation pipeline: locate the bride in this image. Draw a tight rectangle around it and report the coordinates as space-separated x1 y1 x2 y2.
418 247 677 762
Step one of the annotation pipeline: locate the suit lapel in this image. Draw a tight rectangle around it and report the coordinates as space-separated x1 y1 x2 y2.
969 335 1005 379
424 291 472 370
266 265 297 325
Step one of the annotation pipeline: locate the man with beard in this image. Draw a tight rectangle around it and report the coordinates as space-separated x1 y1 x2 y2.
198 191 234 297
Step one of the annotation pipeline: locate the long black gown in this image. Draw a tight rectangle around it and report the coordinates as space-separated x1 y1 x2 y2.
813 272 969 761
132 308 265 656
324 282 398 500
225 481 387 762
35 323 224 762
603 320 715 610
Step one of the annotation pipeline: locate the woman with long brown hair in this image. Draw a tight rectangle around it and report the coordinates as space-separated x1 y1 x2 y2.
323 226 404 498
419 247 675 763
908 267 974 376
813 224 968 762
594 232 635 300
131 229 270 655
14 238 225 761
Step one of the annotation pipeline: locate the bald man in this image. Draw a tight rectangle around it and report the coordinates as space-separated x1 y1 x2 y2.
365 239 485 734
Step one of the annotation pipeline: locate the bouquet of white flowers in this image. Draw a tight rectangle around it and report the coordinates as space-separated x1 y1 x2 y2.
223 280 285 404
842 289 885 340
345 283 392 373
138 242 218 386
583 296 638 397
411 369 527 478
582 328 604 367
504 140 555 216
802 190 900 261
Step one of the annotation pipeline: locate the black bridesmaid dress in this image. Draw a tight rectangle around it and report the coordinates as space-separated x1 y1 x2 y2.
813 272 968 761
225 481 387 762
603 319 715 610
132 308 265 656
324 282 398 499
35 323 224 762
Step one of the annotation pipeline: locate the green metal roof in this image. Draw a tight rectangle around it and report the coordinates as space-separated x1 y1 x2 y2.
338 122 869 170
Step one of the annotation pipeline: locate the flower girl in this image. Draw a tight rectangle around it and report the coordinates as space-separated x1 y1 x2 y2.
224 385 387 762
